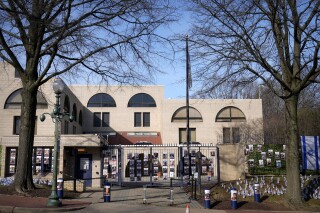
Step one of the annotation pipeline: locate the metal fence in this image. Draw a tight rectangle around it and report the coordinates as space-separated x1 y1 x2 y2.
103 144 219 185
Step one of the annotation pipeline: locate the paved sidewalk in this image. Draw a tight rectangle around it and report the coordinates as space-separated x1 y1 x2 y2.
76 185 199 208
0 184 318 213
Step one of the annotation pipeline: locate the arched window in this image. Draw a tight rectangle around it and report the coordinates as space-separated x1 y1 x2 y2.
171 106 203 122
216 106 246 122
128 93 156 107
87 93 116 107
4 88 48 109
64 95 70 113
72 104 77 122
79 110 83 126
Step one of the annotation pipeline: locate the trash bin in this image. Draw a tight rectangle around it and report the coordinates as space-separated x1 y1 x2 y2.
204 188 210 209
57 178 63 199
254 183 261 202
230 188 237 209
103 180 111 202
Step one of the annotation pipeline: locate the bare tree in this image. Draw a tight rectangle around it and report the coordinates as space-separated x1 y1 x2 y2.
0 0 175 193
188 0 320 208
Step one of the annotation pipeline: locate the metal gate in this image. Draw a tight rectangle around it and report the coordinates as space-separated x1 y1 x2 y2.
102 144 219 185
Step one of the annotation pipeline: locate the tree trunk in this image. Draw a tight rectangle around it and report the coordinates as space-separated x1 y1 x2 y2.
14 86 38 193
285 94 303 208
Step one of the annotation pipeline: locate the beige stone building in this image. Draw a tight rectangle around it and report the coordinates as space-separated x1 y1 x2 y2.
0 62 263 188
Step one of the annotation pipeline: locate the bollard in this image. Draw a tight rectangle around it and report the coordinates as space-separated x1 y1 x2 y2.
103 180 111 202
57 178 63 199
230 188 237 209
170 188 174 205
254 183 261 202
204 188 210 209
143 185 147 204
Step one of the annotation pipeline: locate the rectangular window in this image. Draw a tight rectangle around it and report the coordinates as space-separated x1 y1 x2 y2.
13 116 37 135
179 128 196 144
232 127 240 143
143 112 150 127
223 127 240 143
134 112 142 127
223 128 231 143
102 112 110 127
93 112 101 127
13 116 20 135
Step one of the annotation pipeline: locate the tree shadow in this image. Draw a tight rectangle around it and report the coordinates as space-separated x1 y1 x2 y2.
261 195 269 202
237 201 248 208
210 200 222 208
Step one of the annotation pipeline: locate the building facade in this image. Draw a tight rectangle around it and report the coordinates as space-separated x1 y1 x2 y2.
0 62 263 187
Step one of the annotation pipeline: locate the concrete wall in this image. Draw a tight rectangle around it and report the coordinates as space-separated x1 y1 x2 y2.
218 144 246 181
162 99 263 145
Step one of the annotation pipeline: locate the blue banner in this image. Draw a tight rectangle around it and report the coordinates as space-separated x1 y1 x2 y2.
301 136 319 170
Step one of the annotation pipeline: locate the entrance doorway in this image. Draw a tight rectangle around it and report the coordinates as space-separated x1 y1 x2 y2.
76 154 92 187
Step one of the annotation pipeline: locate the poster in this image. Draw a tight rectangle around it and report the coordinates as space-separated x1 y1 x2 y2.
80 158 89 170
36 156 42 164
257 145 262 152
44 157 49 164
10 149 16 157
130 160 135 181
144 168 149 176
136 160 141 181
36 148 42 156
9 165 15 173
248 159 254 167
259 159 264 167
143 154 148 176
44 149 50 157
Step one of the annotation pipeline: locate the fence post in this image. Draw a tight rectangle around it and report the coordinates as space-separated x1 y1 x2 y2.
118 144 122 187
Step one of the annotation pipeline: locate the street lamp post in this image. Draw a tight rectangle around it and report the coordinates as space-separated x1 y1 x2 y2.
40 77 73 207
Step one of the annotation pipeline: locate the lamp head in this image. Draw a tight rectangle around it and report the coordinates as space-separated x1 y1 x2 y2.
52 77 64 94
69 115 74 122
40 114 46 122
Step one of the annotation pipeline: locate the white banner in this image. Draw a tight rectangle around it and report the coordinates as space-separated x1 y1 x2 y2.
301 136 320 170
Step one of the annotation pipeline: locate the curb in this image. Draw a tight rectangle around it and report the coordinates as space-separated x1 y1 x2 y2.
0 205 88 213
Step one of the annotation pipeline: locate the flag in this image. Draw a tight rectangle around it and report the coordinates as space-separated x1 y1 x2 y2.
186 35 192 89
301 136 320 170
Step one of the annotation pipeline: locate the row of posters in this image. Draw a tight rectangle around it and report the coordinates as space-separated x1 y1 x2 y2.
247 144 286 168
9 149 17 173
103 150 117 179
34 148 54 173
126 152 176 181
9 147 54 174
162 152 175 180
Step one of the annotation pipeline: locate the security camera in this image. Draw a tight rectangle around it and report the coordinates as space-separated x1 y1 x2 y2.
40 114 46 122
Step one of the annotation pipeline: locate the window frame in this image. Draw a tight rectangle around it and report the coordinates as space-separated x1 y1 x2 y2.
13 116 20 135
179 128 196 144
216 106 246 122
223 127 241 144
102 112 110 127
93 112 102 127
143 112 150 127
134 112 142 127
128 93 156 107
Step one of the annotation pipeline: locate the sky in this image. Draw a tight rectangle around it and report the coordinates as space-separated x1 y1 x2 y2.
153 3 194 99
